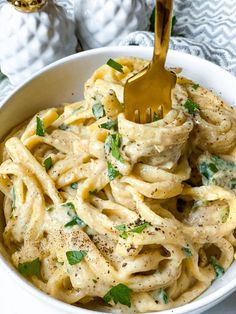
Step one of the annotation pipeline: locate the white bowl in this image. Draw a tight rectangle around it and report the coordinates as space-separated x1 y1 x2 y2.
1 46 236 314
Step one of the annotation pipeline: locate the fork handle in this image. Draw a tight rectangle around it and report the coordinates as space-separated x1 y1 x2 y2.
152 0 173 67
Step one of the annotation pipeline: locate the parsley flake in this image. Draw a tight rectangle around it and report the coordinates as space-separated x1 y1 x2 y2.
114 224 128 239
12 187 16 210
64 216 85 228
129 222 150 234
105 133 123 162
70 182 78 190
59 124 69 131
171 16 177 35
36 116 45 136
103 283 133 307
92 102 105 120
153 112 161 121
192 83 200 90
62 202 75 210
18 258 41 277
99 119 118 130
210 256 225 278
43 156 53 171
159 288 169 304
107 162 120 181
106 58 124 73
184 99 199 115
221 207 230 223
230 178 236 189
66 250 87 265
182 246 193 257
199 162 218 180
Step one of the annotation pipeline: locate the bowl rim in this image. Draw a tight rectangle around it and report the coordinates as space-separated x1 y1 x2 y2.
1 45 236 314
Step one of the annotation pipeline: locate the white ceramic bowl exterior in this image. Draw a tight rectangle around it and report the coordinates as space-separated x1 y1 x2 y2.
0 47 236 314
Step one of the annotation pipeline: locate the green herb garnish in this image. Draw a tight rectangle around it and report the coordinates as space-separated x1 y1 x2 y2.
18 258 41 277
153 112 160 121
44 156 53 171
171 16 177 35
129 222 150 234
210 256 225 278
107 162 120 181
92 102 105 120
12 187 16 210
114 224 128 239
64 216 85 228
192 83 200 90
62 202 75 210
66 250 87 265
230 178 236 189
99 119 117 130
159 288 169 304
46 206 53 212
106 58 124 73
184 99 199 115
36 116 45 136
221 207 230 223
199 162 218 180
70 182 78 190
59 124 69 131
92 279 97 284
103 283 133 307
182 246 193 257
0 70 6 81
105 133 123 162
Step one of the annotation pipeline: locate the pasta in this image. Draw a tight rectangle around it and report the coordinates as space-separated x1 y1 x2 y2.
1 57 236 313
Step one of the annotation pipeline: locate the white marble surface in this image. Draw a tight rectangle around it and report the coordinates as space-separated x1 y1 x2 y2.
0 266 235 314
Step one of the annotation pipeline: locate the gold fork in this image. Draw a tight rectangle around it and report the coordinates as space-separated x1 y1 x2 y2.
124 0 177 124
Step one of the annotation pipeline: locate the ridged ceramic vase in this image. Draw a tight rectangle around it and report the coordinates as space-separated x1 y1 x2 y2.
74 0 150 49
0 0 77 85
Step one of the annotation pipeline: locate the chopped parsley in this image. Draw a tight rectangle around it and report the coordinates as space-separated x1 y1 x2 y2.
66 250 87 265
153 112 161 121
70 182 78 190
106 58 124 73
182 246 193 257
199 162 218 180
18 258 41 277
107 162 120 181
230 178 236 189
36 116 45 136
129 222 150 234
221 207 230 223
64 216 85 228
99 119 117 130
184 99 199 114
62 202 75 210
59 124 69 131
114 222 150 239
92 102 105 120
210 256 225 278
46 206 53 212
43 156 53 171
114 224 128 240
103 283 133 307
192 83 200 90
171 16 177 35
12 187 16 210
159 288 169 304
105 133 123 162
149 7 155 32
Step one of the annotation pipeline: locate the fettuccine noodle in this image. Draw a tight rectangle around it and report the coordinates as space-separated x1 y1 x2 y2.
1 57 236 313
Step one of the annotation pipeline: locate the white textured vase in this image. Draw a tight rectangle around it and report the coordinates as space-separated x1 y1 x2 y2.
74 0 150 49
0 0 77 85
